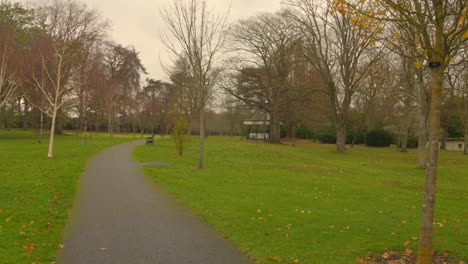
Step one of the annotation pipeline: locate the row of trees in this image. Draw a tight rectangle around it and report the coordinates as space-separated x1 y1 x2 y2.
0 0 155 157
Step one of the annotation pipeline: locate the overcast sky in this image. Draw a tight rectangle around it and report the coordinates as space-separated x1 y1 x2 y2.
69 0 284 81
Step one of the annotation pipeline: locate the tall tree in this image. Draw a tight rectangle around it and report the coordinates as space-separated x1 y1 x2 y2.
286 0 384 151
225 11 312 144
161 0 229 169
0 23 16 108
101 42 146 135
26 0 106 157
348 0 468 262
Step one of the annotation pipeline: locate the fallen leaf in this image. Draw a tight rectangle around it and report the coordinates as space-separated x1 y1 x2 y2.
356 257 366 263
284 233 289 239
382 252 390 259
405 248 413 256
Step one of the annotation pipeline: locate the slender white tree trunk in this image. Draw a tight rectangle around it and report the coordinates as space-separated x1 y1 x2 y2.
48 109 58 158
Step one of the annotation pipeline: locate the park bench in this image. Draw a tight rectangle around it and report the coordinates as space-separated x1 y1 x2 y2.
146 135 155 145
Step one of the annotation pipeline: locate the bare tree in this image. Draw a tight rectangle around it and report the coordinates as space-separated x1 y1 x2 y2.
286 0 384 151
25 0 106 158
0 47 16 109
161 0 229 169
0 21 17 109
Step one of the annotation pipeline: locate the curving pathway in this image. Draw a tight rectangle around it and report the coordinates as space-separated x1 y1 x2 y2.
57 141 250 264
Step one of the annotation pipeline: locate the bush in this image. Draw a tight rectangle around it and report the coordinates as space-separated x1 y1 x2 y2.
316 124 337 144
172 114 189 156
346 130 366 144
296 124 313 139
366 129 393 147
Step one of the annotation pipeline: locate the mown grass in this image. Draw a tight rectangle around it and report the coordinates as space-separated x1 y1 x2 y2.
0 130 137 264
135 137 467 264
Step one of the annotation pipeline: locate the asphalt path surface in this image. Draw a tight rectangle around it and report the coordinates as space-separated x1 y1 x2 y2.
57 141 250 264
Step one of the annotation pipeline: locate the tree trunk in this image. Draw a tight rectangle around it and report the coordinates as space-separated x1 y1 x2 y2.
416 65 444 264
48 109 58 158
132 117 136 139
417 69 429 168
400 131 408 152
292 126 296 147
464 101 468 155
464 126 468 155
83 116 88 145
38 110 44 144
440 113 449 150
400 118 409 152
197 110 205 169
270 106 281 144
107 112 112 137
270 121 281 144
336 123 346 152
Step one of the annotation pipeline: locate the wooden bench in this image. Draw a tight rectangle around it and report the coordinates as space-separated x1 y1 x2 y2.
146 136 155 145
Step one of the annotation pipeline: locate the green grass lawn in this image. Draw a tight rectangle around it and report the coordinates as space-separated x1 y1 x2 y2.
0 130 137 264
135 137 467 264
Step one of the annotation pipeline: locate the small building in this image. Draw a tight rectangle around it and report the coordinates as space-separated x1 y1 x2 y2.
242 120 270 140
441 139 466 152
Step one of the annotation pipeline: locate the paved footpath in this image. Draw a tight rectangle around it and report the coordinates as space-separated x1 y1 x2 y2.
57 141 251 264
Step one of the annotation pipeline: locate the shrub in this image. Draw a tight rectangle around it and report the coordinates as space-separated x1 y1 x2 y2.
316 124 337 144
172 114 189 156
346 130 366 144
366 129 393 147
296 124 313 139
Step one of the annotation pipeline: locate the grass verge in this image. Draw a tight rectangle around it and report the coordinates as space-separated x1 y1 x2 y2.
0 130 136 264
134 136 467 264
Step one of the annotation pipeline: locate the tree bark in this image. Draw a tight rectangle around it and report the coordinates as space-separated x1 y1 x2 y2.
400 118 409 152
48 109 58 158
336 123 346 152
292 126 296 147
464 100 468 155
107 111 112 137
464 126 468 155
132 117 136 139
38 110 44 144
83 116 88 144
440 124 448 150
270 105 281 144
417 70 429 168
416 65 444 264
197 110 205 169
270 120 281 144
